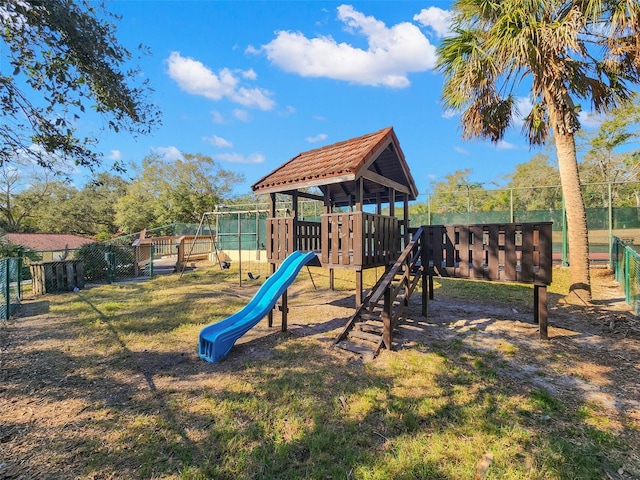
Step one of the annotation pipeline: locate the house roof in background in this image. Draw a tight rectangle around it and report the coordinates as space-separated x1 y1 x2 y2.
3 233 97 251
251 126 418 206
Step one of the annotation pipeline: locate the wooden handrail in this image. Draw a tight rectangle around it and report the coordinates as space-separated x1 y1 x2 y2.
368 226 424 306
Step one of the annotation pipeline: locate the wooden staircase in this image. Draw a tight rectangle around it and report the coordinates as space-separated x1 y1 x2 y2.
335 227 425 360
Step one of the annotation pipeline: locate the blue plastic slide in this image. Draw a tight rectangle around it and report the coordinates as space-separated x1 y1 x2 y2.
198 250 317 363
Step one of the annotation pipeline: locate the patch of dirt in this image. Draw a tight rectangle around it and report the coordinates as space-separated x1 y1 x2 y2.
1 268 639 478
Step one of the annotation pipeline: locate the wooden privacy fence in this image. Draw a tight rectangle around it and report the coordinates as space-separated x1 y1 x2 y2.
423 223 553 339
30 260 84 295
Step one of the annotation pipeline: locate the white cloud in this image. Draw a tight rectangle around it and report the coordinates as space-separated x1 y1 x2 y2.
151 146 183 161
233 109 250 122
203 135 233 148
579 111 604 128
413 7 452 38
495 140 516 150
107 149 122 161
245 44 260 55
313 115 327 121
454 146 470 155
442 108 457 119
306 133 328 143
211 110 225 124
213 152 265 164
240 68 257 80
513 97 534 127
166 51 275 110
279 105 297 117
261 5 436 88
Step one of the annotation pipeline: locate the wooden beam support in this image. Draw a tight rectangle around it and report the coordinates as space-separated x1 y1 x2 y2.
389 188 395 217
360 169 411 195
284 190 324 202
534 284 548 340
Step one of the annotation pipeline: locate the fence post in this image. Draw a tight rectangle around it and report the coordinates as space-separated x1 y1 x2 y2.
5 259 10 320
608 182 613 268
17 248 23 302
625 246 630 304
108 245 115 283
150 244 154 279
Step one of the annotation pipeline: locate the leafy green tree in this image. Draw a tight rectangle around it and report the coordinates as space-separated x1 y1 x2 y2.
428 169 476 213
75 173 129 238
0 0 160 172
114 153 244 234
437 0 640 303
22 181 80 233
580 95 640 207
0 160 54 232
505 154 562 211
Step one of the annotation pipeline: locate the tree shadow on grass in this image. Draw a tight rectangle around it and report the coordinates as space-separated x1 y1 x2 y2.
2 279 638 479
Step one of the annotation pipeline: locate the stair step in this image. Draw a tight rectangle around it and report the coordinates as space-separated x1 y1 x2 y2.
361 312 381 322
336 340 375 358
350 329 382 342
360 322 383 334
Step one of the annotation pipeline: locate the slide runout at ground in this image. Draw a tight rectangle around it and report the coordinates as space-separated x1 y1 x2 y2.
198 250 317 364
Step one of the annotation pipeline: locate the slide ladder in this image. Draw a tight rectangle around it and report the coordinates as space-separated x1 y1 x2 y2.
335 227 424 360
199 250 316 363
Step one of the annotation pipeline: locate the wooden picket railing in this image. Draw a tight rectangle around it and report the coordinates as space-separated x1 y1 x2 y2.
424 223 553 339
266 212 399 269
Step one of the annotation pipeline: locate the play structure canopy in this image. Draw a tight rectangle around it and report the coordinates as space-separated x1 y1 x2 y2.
251 126 419 208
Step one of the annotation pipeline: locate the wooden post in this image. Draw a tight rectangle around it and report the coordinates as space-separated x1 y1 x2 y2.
292 191 299 251
403 195 410 248
355 270 363 307
382 287 392 350
268 262 276 328
329 268 334 290
421 229 428 317
534 284 548 340
280 289 288 332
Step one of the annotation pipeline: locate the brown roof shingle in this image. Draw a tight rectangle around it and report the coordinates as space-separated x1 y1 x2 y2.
3 233 97 251
252 126 401 193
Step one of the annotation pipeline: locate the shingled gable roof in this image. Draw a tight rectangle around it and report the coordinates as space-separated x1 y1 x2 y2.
3 233 97 251
251 126 418 207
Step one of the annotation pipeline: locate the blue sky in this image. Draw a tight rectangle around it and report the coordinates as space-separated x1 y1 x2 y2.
78 1 604 197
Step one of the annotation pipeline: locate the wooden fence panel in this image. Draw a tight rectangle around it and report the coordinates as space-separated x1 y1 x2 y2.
487 224 499 280
520 224 534 283
470 225 484 279
430 226 443 276
537 223 553 285
444 225 456 276
458 225 470 278
504 224 517 281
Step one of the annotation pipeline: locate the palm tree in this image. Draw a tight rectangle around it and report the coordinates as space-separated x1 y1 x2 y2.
437 0 640 303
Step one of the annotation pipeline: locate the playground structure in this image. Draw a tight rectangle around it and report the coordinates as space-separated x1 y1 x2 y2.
198 126 553 363
195 127 552 362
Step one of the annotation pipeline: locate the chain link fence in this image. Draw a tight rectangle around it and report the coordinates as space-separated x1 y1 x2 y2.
0 257 21 319
612 237 640 315
23 244 150 292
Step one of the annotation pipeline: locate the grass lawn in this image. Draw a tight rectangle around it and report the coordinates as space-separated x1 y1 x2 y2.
1 265 638 479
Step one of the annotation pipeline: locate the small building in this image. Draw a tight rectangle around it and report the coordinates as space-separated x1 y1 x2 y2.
3 233 97 257
252 126 418 305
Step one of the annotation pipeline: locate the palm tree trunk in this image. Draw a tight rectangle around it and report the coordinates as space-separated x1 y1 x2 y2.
553 129 592 304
